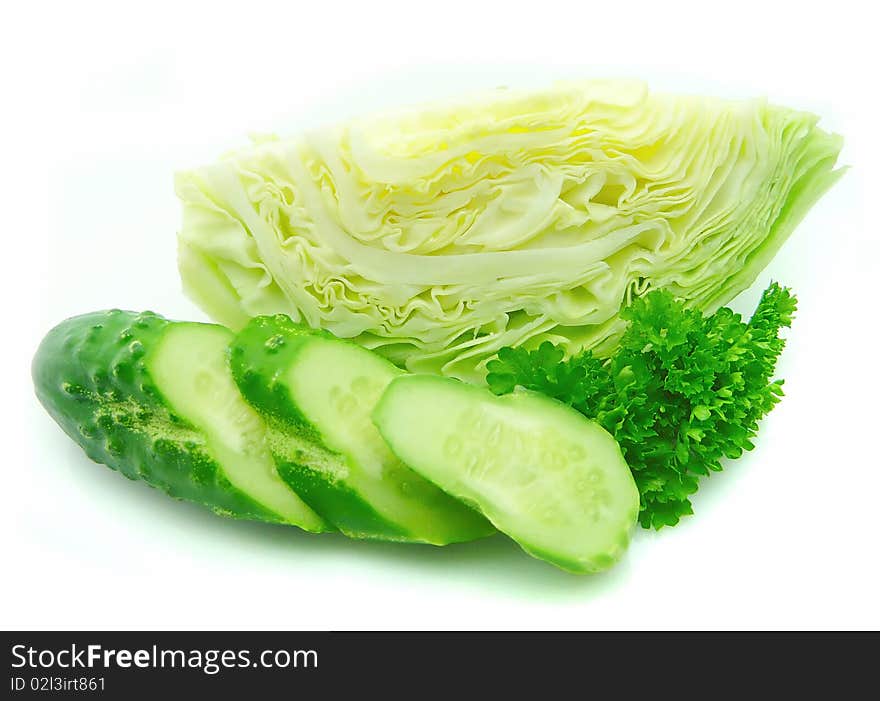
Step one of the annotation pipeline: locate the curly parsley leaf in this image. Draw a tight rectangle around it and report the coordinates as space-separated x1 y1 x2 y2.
486 282 796 529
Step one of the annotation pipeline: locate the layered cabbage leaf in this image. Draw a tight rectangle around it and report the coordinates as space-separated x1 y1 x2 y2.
176 80 842 379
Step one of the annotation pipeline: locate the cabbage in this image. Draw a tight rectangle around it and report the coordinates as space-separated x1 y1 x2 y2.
176 80 843 380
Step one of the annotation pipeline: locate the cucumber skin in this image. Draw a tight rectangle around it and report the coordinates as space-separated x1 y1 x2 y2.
229 314 412 540
32 310 293 525
275 462 410 541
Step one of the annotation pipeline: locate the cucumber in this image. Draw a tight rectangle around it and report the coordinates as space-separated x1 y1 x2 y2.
229 315 495 544
32 310 328 532
373 375 640 573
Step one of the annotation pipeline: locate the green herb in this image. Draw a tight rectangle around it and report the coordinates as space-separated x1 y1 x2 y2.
486 282 797 529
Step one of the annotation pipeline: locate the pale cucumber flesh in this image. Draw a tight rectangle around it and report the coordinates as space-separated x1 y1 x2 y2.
148 324 326 531
373 375 640 573
285 337 493 543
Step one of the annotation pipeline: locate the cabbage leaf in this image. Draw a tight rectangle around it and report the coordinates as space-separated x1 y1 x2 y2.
176 80 842 380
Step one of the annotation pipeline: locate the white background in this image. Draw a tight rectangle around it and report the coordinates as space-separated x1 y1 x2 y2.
3 0 878 630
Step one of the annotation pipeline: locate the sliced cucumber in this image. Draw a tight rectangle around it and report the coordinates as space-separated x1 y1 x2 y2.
373 375 640 572
32 310 328 532
148 323 326 529
230 316 495 544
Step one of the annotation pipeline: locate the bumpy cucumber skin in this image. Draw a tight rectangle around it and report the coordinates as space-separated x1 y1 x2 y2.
229 315 413 540
230 315 493 544
32 310 300 525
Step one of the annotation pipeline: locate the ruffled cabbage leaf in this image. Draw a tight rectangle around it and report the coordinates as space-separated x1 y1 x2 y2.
176 80 842 380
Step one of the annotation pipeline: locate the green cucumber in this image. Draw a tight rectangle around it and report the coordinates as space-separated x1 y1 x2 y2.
373 375 640 573
32 310 328 532
229 315 494 544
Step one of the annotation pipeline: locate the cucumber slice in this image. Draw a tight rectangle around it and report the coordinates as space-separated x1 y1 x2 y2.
373 375 640 573
230 316 494 544
32 310 328 532
148 323 326 529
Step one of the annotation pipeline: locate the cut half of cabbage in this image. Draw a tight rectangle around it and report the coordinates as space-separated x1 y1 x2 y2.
176 80 843 380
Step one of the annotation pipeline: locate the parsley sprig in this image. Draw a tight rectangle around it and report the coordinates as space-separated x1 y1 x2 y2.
486 282 797 529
